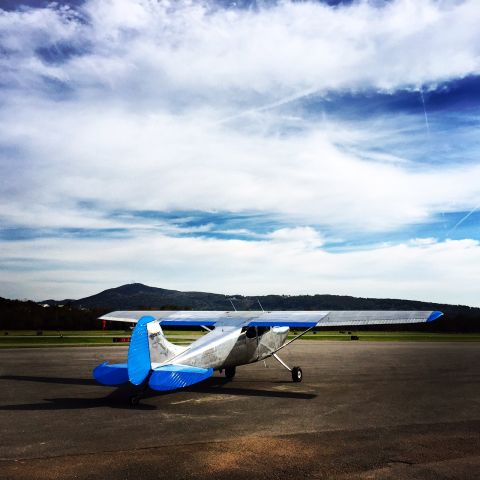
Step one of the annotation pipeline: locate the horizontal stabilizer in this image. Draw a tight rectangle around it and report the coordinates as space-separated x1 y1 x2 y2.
148 364 213 391
93 362 129 385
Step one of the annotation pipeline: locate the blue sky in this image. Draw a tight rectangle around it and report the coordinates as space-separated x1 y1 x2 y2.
1 0 480 304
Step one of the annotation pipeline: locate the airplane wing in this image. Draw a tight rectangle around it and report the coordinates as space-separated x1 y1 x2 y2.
100 310 442 327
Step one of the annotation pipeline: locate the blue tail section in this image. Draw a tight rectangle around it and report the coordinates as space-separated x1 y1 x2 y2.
128 315 155 385
148 364 213 391
94 315 210 392
93 362 129 385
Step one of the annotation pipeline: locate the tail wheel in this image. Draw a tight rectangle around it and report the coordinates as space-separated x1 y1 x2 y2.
291 366 302 383
130 395 140 407
225 366 236 379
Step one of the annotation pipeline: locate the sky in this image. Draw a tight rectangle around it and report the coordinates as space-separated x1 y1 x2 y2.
0 0 479 305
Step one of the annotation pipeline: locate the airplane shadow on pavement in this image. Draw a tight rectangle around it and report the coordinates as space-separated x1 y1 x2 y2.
0 375 316 411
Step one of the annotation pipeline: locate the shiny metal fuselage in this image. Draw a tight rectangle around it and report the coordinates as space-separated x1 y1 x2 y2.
156 326 289 370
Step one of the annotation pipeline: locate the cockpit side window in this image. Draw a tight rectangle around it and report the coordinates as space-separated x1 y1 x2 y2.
245 327 257 338
241 326 271 338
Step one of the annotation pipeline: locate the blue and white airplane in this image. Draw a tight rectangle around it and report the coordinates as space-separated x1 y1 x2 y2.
93 310 442 404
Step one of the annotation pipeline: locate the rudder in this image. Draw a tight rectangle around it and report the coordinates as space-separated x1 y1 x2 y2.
128 315 155 385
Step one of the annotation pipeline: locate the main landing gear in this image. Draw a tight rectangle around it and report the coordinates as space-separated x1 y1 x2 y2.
272 353 303 383
225 366 236 379
291 366 303 383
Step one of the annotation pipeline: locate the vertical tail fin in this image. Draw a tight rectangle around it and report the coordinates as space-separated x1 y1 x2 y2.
127 315 154 385
127 315 188 385
146 320 186 365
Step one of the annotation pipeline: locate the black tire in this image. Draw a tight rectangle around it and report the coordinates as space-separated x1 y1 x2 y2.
130 395 140 407
225 366 236 379
291 366 302 383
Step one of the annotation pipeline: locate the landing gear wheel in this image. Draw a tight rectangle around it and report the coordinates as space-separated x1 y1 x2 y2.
225 366 236 379
130 395 141 407
291 367 302 383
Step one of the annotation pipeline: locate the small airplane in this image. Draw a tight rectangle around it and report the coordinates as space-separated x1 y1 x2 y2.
93 309 442 405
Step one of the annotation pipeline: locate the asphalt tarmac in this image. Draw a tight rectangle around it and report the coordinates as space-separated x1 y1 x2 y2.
0 342 479 479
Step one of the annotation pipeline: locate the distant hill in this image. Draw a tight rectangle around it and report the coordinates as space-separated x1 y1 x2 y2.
36 283 480 332
56 282 474 313
71 283 228 310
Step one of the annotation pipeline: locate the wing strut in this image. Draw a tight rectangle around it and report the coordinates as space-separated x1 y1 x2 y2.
272 353 291 372
274 326 315 353
272 353 303 383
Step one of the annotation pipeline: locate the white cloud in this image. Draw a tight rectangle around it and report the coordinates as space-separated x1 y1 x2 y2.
267 227 325 248
2 0 480 102
1 231 479 306
2 0 480 234
1 0 480 302
1 101 479 233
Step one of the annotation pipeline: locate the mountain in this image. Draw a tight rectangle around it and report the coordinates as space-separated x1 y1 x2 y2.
63 282 470 311
37 283 480 332
68 283 232 310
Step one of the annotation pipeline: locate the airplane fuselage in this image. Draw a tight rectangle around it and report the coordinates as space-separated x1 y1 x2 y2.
151 326 289 371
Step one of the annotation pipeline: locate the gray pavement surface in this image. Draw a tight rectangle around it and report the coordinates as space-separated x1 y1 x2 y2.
0 342 479 479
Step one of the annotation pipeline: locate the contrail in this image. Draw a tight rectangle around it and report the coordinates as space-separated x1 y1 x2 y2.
419 88 430 135
446 204 480 237
217 87 318 125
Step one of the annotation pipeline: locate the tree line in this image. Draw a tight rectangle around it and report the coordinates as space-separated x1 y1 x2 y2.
1 296 479 332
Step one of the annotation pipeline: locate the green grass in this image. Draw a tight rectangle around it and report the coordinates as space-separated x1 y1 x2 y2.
1 330 479 348
0 329 204 336
0 330 199 348
289 331 480 342
0 330 131 336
